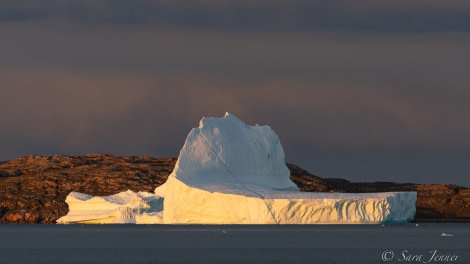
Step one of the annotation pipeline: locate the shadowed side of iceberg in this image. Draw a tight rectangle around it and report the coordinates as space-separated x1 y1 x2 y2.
172 113 299 194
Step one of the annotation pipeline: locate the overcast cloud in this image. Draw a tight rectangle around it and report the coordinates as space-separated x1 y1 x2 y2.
1 1 469 186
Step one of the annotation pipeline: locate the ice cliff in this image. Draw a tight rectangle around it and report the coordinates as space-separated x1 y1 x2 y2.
57 113 416 224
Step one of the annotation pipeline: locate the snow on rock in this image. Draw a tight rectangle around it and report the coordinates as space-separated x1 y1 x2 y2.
58 112 417 224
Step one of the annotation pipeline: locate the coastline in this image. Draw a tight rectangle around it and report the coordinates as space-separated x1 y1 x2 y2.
1 154 469 224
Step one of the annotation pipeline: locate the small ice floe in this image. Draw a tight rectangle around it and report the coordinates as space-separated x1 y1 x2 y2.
441 233 455 237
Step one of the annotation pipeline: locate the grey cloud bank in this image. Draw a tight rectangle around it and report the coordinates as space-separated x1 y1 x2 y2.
1 1 469 186
2 0 470 32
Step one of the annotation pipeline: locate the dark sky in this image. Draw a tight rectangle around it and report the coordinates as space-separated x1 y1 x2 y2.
1 0 469 186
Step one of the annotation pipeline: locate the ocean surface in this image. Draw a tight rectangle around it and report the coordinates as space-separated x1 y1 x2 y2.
0 224 468 264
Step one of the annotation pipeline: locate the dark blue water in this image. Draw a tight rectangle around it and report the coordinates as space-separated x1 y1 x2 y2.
0 224 468 264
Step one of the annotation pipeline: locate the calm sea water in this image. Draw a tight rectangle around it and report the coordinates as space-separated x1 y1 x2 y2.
0 224 468 264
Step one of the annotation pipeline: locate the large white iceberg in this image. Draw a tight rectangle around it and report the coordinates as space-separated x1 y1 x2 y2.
57 113 416 224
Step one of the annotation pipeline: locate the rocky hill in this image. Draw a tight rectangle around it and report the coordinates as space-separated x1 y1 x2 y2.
1 154 469 223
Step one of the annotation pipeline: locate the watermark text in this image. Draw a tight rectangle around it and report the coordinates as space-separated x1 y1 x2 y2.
382 250 459 263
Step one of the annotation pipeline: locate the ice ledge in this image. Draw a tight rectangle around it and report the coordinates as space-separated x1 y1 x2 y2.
160 177 417 224
56 190 164 224
57 178 417 224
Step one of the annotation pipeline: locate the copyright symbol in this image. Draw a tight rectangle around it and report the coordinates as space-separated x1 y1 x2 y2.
382 250 394 261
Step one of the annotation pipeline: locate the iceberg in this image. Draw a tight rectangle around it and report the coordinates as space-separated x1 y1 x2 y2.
57 190 164 224
57 113 416 224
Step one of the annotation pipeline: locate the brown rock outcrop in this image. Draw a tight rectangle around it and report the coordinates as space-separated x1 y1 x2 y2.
0 154 175 223
0 154 469 223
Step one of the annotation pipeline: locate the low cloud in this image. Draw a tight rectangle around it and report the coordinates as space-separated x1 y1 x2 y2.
2 67 469 160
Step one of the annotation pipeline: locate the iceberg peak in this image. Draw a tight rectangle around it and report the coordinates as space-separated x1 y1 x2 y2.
171 112 298 194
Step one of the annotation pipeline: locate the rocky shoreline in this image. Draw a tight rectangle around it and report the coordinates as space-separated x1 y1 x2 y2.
1 154 469 223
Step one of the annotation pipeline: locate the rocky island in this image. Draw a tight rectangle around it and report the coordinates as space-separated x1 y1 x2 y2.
1 154 469 223
1 113 469 223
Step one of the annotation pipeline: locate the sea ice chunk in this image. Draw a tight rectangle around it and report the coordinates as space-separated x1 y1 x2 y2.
56 190 163 224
